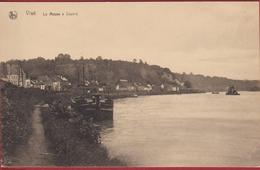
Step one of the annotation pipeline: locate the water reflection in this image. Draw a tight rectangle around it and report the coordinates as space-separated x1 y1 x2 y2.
99 120 114 129
101 92 260 166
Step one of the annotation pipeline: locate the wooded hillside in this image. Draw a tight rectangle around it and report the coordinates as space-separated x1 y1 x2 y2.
1 53 259 91
1 54 177 86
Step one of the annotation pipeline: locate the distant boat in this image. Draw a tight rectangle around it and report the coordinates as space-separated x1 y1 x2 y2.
226 86 240 95
212 91 219 94
131 93 138 97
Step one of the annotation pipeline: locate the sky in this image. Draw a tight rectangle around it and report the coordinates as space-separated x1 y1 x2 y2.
0 2 259 80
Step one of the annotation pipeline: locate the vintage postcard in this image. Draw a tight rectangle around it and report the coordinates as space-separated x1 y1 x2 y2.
0 1 259 167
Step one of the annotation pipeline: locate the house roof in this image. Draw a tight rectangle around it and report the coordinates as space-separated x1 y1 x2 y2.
117 80 133 88
38 75 52 83
172 79 184 86
37 75 71 85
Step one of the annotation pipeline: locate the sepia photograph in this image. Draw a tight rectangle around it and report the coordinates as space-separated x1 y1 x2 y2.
0 1 259 167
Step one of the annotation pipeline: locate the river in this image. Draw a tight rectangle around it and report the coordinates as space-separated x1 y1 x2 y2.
101 92 260 166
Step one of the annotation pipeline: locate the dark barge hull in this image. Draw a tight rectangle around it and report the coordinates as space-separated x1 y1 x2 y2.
71 94 114 121
226 93 240 95
72 105 113 121
226 86 240 95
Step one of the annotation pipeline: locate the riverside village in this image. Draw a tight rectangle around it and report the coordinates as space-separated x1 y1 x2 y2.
0 55 259 166
1 1 259 167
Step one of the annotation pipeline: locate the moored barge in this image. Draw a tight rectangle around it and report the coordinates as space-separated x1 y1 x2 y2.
71 93 113 121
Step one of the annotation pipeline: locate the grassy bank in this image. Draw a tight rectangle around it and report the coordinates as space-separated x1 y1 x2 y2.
0 81 45 164
41 106 125 166
0 81 125 166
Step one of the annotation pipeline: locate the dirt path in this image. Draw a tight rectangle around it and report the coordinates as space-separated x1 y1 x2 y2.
10 105 54 166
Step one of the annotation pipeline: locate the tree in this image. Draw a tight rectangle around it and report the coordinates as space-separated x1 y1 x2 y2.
55 53 72 64
163 67 171 73
96 56 103 60
184 80 192 88
133 59 137 63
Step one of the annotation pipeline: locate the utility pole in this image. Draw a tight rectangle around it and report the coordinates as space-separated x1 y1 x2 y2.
17 65 20 86
21 67 24 87
77 69 80 86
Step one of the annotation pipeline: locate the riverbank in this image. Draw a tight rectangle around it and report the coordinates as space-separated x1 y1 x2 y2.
0 81 45 165
6 106 54 166
68 87 204 100
0 81 125 166
41 106 125 166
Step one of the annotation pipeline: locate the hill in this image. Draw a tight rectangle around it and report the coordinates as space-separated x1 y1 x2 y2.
1 53 259 92
176 72 260 92
1 54 177 86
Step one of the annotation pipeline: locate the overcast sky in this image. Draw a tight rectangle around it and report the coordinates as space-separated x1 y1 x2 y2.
0 2 259 80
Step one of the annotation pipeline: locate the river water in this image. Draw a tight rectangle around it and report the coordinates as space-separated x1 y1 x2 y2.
101 92 260 166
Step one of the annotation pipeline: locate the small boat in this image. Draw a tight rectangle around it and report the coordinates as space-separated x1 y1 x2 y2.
226 86 240 95
212 91 219 94
131 93 138 97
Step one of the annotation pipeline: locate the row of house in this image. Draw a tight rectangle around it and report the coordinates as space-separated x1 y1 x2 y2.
115 79 183 93
0 63 71 92
115 79 154 92
76 79 182 93
0 63 30 88
31 75 71 91
0 63 184 93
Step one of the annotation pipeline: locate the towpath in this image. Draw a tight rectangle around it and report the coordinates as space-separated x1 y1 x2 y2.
9 105 54 166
